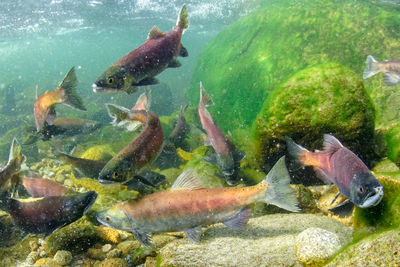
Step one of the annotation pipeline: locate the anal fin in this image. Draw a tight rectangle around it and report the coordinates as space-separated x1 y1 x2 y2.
180 45 188 57
184 226 202 243
223 206 252 230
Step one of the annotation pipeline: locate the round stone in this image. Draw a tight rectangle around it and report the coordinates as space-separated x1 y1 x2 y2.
53 250 73 265
295 227 341 266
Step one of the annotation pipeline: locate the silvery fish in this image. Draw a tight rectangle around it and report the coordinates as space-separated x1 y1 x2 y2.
363 55 400 86
97 157 299 246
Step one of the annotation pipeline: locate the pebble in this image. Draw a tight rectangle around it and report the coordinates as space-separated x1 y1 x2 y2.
295 227 341 266
97 258 129 267
55 175 66 184
29 240 39 252
86 248 106 261
106 248 123 259
53 250 73 265
25 251 40 265
116 240 141 256
63 179 74 187
102 244 113 253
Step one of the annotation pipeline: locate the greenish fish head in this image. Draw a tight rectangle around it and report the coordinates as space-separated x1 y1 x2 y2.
217 153 235 177
62 191 98 221
97 206 131 232
98 157 133 184
349 173 384 208
92 65 134 94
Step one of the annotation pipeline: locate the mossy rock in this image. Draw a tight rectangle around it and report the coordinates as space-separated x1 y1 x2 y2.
188 0 400 133
44 217 99 256
383 125 400 164
0 235 36 266
79 145 115 161
253 63 375 184
353 174 400 229
326 229 400 266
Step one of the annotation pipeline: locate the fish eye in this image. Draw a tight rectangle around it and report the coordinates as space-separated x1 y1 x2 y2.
105 216 111 222
113 172 119 178
359 186 365 193
107 77 115 84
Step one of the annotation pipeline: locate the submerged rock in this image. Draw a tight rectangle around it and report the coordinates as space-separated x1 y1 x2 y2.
53 250 72 266
353 174 400 229
253 63 375 184
326 229 400 266
295 227 341 267
188 0 400 133
159 213 352 267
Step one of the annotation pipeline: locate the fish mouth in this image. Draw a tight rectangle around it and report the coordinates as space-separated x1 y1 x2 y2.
92 83 119 94
98 179 118 185
96 211 111 227
359 186 384 208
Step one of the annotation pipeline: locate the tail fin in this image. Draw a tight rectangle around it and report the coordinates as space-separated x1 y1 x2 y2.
132 88 151 111
106 103 144 131
59 67 86 111
199 82 214 107
8 138 26 168
106 103 130 126
363 55 380 79
285 137 309 165
177 4 189 31
260 156 300 212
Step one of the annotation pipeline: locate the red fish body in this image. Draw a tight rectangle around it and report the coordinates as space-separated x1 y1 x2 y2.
286 134 383 209
97 157 299 246
198 82 245 184
22 177 70 197
98 109 163 184
93 5 189 94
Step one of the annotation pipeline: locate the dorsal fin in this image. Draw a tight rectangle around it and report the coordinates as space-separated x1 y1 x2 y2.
147 26 164 40
323 134 344 155
171 169 203 190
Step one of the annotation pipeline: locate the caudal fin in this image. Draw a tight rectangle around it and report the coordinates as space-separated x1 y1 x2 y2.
260 156 300 212
199 82 214 107
285 137 310 165
177 4 189 31
363 55 380 79
8 138 26 168
59 67 86 111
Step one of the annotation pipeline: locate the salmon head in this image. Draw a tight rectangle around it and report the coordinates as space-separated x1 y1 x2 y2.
98 157 133 184
97 204 131 232
92 66 135 94
349 173 384 208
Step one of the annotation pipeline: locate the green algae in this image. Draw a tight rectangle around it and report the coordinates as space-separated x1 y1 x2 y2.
353 174 400 229
44 217 99 256
253 63 375 171
188 0 400 133
79 145 115 161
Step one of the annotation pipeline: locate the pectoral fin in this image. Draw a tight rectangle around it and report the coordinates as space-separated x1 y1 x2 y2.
184 226 202 243
134 77 159 86
328 199 354 217
180 45 188 57
383 72 400 86
168 59 182 68
223 206 252 230
132 228 153 247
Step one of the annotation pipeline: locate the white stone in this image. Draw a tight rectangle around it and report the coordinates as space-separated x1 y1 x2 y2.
295 227 341 266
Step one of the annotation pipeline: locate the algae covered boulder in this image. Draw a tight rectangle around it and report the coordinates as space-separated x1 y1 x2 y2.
188 0 400 133
326 229 400 266
253 63 375 183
